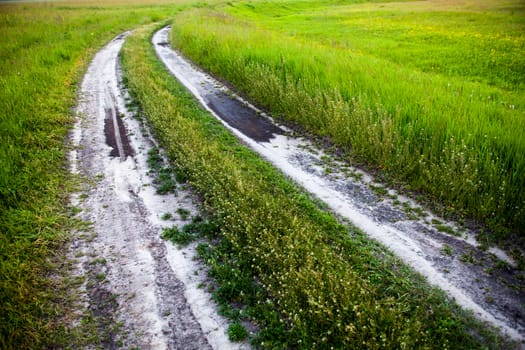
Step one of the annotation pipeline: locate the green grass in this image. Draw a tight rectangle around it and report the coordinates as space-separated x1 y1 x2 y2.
162 215 218 246
0 1 199 348
147 146 178 194
227 322 248 342
2 0 522 348
121 23 512 349
169 0 525 243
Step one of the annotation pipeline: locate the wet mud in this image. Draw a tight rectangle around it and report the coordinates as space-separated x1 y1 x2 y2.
104 107 134 159
153 26 524 342
206 91 282 142
86 267 120 349
154 40 283 143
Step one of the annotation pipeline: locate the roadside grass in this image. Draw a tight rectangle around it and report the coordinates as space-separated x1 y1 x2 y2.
168 0 525 244
0 1 205 348
121 23 513 349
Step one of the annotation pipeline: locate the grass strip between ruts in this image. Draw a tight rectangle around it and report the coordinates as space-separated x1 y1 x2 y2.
121 23 512 349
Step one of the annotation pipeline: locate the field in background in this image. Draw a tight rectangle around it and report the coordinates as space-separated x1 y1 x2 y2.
170 0 525 243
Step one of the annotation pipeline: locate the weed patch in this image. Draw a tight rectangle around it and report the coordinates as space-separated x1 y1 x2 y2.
147 147 178 194
162 216 218 246
162 226 193 246
227 322 248 342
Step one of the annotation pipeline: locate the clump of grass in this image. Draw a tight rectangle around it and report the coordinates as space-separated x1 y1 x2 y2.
436 223 459 236
442 244 453 256
162 226 193 246
147 147 177 194
460 252 478 265
121 24 513 349
369 184 388 198
176 208 191 220
162 216 218 246
227 322 248 342
161 212 173 220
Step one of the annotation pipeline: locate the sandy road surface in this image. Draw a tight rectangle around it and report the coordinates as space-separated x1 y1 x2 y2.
69 32 249 349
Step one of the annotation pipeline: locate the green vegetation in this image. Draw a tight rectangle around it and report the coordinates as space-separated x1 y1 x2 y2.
147 146 178 194
162 215 218 246
162 225 194 245
169 0 525 242
121 23 511 349
176 207 191 220
441 244 453 256
161 212 173 220
0 1 195 348
2 0 523 348
227 322 248 342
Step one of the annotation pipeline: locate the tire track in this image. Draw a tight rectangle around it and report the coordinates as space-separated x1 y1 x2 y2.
69 31 248 349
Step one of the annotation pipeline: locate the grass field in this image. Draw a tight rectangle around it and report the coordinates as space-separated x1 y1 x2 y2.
0 1 194 347
0 0 522 348
169 0 525 242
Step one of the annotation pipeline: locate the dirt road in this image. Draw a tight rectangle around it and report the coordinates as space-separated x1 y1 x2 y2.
65 26 523 348
69 32 249 349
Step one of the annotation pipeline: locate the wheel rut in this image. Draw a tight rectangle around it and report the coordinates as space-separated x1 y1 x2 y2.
69 31 248 349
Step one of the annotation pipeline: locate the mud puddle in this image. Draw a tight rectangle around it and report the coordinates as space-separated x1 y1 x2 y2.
153 26 524 342
69 32 250 349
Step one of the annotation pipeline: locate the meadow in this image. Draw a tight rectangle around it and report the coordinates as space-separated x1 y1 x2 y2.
169 0 525 242
0 1 195 347
0 0 522 348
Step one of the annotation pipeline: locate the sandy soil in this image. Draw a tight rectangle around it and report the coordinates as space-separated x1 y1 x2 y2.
153 26 524 342
69 32 250 349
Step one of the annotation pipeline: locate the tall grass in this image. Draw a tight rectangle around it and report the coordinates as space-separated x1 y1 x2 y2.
0 2 194 347
169 0 525 241
121 23 511 349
